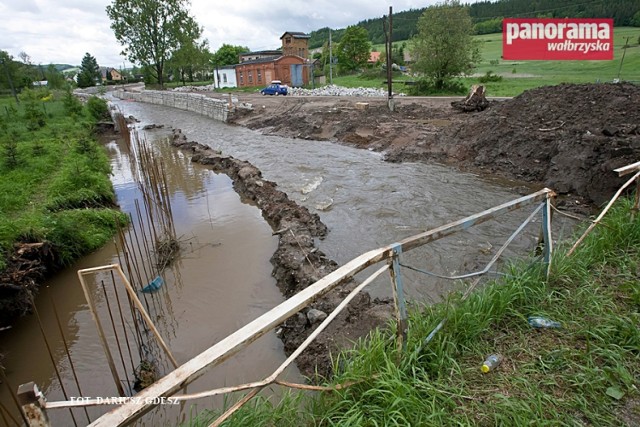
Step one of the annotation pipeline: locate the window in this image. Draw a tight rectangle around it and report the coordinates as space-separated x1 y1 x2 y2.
248 71 253 84
285 37 291 44
223 74 227 83
257 69 262 83
239 72 243 85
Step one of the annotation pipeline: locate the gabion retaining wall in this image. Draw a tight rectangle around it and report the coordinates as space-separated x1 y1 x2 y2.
112 90 230 122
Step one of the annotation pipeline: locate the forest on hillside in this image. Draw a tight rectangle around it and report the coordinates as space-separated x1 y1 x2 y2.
308 0 640 48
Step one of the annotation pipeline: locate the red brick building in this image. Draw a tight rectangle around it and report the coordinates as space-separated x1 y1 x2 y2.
280 31 310 59
234 31 311 88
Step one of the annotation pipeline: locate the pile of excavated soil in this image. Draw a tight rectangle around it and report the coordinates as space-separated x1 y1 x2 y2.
440 83 640 205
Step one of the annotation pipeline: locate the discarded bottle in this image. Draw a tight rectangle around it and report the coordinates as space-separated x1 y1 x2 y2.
481 354 503 373
527 316 561 329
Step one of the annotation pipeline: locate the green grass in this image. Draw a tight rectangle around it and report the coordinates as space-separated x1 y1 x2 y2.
347 27 640 96
0 90 126 270
198 197 640 426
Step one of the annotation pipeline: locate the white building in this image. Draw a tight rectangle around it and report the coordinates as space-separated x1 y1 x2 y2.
213 66 237 88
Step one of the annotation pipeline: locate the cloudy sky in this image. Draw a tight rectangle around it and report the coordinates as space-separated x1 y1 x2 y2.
0 0 474 67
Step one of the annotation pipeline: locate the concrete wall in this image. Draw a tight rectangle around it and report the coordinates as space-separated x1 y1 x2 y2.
112 89 230 122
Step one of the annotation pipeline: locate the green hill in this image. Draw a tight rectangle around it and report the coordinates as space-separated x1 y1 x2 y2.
308 0 640 48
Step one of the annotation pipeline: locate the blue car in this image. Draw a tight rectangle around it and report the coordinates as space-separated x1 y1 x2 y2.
260 81 288 96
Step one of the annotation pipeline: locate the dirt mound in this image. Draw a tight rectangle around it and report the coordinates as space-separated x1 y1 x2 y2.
442 83 640 205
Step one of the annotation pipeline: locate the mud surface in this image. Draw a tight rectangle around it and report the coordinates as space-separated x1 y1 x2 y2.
171 130 393 379
227 83 640 208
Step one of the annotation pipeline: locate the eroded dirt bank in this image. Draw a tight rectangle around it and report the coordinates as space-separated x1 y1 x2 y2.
171 130 393 379
228 83 640 207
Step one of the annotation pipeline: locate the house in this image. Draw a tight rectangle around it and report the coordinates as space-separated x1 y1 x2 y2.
100 67 124 82
213 66 237 88
234 31 312 88
280 32 310 59
368 51 381 64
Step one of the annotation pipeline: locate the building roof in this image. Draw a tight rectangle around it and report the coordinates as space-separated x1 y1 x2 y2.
240 50 282 57
280 31 310 39
236 56 283 66
368 52 381 63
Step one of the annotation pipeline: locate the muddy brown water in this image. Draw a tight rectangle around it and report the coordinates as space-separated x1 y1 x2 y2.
0 98 571 426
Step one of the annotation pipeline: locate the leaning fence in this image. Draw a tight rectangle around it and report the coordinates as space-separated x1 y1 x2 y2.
16 186 560 426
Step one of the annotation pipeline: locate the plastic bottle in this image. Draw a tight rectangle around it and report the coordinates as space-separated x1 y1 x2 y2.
527 316 561 329
481 354 502 373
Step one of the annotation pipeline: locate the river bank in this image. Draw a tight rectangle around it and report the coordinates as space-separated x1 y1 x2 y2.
0 92 126 327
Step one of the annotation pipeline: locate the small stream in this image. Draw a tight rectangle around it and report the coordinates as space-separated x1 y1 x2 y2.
0 98 568 426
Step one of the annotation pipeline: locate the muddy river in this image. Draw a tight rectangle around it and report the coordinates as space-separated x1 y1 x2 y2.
0 98 563 426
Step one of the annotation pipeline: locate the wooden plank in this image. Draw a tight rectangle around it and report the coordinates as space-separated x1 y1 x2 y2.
398 188 553 252
77 270 126 397
614 161 640 177
90 188 553 426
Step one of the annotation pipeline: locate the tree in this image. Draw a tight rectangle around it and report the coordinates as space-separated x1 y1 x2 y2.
336 25 371 73
106 0 202 88
169 39 211 84
45 64 65 89
77 53 101 88
212 44 250 67
410 0 480 90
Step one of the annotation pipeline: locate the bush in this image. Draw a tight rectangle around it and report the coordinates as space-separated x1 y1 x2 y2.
62 88 84 116
86 96 110 121
20 89 47 130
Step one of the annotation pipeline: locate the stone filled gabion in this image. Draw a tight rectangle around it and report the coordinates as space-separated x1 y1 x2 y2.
289 84 405 97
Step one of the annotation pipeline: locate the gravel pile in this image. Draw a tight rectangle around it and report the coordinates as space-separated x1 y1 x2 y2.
172 84 216 92
289 84 404 97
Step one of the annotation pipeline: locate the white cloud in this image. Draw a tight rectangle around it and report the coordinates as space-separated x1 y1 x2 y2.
0 0 480 67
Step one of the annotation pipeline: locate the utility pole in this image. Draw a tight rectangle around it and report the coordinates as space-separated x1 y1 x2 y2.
616 36 630 81
329 29 333 85
385 6 394 111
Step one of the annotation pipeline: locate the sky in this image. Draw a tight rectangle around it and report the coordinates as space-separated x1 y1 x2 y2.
0 0 480 68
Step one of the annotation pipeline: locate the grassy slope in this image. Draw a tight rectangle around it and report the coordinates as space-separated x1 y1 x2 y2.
345 27 640 96
190 198 640 426
0 91 126 271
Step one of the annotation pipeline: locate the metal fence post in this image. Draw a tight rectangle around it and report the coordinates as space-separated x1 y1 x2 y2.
389 244 408 353
17 382 51 427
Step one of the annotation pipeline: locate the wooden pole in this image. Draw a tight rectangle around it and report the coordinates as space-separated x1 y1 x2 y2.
387 6 394 111
76 269 126 397
568 171 640 256
1 367 29 425
113 265 179 369
542 193 554 278
17 382 50 427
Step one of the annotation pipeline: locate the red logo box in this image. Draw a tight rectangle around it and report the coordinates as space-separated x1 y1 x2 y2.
503 18 614 60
